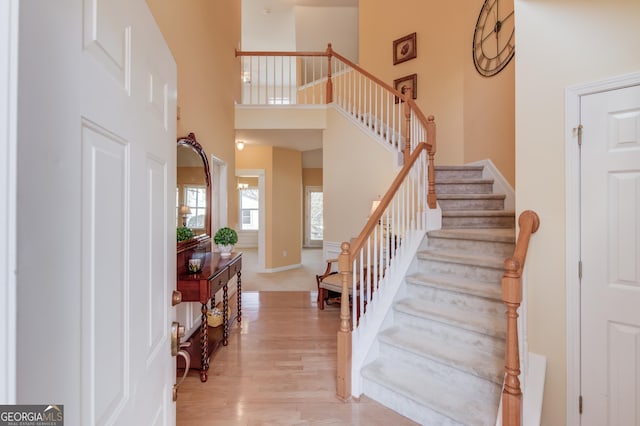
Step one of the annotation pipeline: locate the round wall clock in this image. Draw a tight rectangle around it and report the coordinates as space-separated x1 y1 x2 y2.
473 0 515 77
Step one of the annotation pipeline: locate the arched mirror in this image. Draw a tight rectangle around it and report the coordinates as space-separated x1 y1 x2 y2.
177 133 211 238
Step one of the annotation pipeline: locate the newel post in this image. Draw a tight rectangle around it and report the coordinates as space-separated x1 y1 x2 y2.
502 257 522 426
403 89 412 166
326 43 333 104
336 241 352 401
426 115 437 209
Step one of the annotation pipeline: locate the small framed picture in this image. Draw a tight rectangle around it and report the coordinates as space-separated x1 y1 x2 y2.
393 32 417 65
393 74 417 104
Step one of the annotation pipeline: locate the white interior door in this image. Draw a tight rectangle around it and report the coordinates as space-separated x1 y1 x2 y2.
580 84 640 425
17 0 176 424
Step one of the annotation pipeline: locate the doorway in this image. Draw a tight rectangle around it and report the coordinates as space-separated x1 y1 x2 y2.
567 72 640 425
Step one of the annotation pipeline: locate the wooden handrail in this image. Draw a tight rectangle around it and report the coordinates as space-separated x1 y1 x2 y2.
348 139 432 263
235 49 328 57
502 210 540 426
328 48 408 103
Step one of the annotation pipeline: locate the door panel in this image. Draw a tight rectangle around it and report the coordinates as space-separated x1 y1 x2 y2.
83 0 131 89
580 84 640 426
17 0 176 424
80 120 130 424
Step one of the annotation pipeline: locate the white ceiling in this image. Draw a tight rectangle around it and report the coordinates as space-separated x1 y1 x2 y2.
239 0 358 153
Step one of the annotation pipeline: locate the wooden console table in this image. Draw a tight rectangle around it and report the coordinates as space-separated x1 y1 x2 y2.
177 251 242 382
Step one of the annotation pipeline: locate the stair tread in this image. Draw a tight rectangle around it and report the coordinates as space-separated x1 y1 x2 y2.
379 325 505 384
436 178 494 184
418 248 506 270
442 209 516 217
405 272 502 301
435 165 484 171
394 297 507 339
362 358 500 426
427 228 515 243
437 193 506 200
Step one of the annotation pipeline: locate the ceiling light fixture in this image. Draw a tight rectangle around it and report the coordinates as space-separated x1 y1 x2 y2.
236 140 245 151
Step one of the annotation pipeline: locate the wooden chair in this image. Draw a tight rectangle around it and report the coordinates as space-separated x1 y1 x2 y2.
316 241 365 320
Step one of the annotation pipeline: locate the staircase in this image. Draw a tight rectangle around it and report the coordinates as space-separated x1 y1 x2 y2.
361 165 516 425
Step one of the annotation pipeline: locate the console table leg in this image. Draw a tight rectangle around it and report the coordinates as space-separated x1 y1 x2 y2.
237 271 242 323
223 283 229 346
199 303 208 382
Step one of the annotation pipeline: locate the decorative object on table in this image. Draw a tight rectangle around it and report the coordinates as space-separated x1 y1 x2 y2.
176 226 194 242
393 32 417 65
393 73 417 104
178 204 191 227
188 258 202 273
213 226 238 258
472 0 515 76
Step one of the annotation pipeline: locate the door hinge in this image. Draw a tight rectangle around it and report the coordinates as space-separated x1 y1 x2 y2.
579 261 582 280
579 395 583 414
577 124 583 146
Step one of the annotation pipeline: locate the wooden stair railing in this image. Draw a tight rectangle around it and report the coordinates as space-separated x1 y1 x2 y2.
235 44 437 209
502 210 540 426
336 136 435 400
236 46 438 401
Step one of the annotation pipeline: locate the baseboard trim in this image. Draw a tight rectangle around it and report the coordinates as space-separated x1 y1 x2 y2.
260 263 302 273
467 159 515 211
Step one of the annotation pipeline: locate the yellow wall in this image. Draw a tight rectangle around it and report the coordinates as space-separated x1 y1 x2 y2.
303 168 322 187
516 1 640 424
272 148 302 268
146 0 241 230
236 145 303 269
359 0 515 185
236 145 273 264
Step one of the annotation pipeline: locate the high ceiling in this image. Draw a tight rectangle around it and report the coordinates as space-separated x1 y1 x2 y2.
239 0 358 152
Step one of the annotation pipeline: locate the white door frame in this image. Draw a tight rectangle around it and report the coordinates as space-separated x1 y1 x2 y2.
210 155 228 232
565 70 640 426
0 0 18 405
237 169 265 271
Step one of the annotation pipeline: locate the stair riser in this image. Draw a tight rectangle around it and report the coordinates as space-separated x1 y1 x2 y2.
362 377 465 426
378 342 504 393
435 169 484 180
406 282 505 317
418 258 504 283
436 182 493 194
427 236 514 258
394 309 506 356
442 215 516 229
438 198 505 211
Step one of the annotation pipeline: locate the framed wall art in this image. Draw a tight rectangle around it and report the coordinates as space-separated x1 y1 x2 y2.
393 73 417 103
393 32 417 65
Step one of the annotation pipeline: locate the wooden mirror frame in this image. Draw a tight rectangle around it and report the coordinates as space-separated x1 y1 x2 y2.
177 132 212 238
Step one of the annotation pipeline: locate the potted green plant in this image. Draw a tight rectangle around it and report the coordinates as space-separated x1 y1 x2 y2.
176 226 194 242
213 227 238 258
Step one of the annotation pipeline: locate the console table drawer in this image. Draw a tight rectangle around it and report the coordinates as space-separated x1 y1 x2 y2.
228 257 242 277
209 271 228 297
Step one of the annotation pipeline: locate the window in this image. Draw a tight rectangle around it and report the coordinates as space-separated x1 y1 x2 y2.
184 185 206 229
239 187 259 230
305 186 323 247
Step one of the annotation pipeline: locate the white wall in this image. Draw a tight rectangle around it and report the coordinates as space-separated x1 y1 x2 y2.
294 6 358 62
515 1 640 424
323 107 398 244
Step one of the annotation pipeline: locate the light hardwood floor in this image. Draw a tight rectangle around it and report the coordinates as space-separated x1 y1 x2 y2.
176 291 417 425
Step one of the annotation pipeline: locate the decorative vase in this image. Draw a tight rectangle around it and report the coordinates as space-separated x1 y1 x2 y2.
218 244 233 258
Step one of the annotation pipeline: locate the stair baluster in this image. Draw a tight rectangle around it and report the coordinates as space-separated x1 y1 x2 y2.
502 210 540 426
